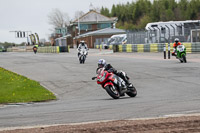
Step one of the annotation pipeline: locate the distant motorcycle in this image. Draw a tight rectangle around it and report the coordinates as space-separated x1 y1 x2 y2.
92 68 137 99
173 45 187 63
33 46 37 54
78 49 88 64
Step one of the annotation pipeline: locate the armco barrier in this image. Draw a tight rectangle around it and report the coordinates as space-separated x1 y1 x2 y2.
192 42 200 53
95 45 112 50
37 46 59 53
6 46 70 53
109 45 113 49
126 44 132 52
111 43 200 53
59 46 70 52
150 44 158 52
6 48 13 52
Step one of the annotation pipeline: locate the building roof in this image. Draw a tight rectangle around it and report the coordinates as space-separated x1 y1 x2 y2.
75 27 126 39
73 10 117 24
55 34 71 40
146 20 200 30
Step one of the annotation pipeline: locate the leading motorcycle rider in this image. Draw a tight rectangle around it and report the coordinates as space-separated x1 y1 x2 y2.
172 38 182 56
77 40 89 57
96 59 132 89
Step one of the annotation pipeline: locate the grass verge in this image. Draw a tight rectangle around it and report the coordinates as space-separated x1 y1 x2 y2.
0 67 56 104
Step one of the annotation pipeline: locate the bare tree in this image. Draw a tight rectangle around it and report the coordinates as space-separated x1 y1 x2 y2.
74 11 85 20
73 7 100 21
48 8 70 28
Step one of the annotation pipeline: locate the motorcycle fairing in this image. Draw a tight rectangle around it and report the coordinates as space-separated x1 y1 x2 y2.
103 82 114 88
176 45 186 58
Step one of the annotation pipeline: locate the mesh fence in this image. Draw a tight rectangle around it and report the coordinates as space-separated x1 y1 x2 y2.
126 25 200 44
126 30 147 44
94 24 200 46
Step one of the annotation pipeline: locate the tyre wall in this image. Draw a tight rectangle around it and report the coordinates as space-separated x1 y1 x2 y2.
104 43 200 53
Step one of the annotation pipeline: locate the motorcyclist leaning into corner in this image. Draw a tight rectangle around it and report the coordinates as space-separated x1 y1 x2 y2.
33 44 38 49
172 38 182 56
77 40 89 57
33 44 38 53
96 59 132 89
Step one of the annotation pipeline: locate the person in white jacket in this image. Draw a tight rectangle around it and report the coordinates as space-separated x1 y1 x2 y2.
77 40 89 57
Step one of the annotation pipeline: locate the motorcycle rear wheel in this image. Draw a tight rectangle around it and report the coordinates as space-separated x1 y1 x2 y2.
126 85 137 97
105 85 120 99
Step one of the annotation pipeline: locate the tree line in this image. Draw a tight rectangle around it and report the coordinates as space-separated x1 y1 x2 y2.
100 0 200 30
0 42 25 48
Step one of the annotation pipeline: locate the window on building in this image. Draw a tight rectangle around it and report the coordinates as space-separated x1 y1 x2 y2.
88 25 92 30
80 24 92 31
98 23 111 29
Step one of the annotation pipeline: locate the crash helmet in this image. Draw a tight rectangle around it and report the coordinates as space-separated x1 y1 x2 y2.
98 59 106 68
174 38 179 43
80 40 85 46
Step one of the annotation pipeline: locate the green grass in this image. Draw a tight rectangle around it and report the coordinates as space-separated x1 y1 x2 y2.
0 67 56 104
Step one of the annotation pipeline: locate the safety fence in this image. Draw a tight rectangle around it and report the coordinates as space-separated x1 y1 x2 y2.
127 25 200 44
96 43 200 53
95 45 113 50
6 46 70 53
37 46 60 53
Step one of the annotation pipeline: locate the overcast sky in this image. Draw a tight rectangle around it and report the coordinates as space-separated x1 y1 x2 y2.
0 0 135 44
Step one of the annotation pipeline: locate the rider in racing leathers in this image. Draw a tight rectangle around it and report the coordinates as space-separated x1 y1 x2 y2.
96 59 132 89
77 40 89 57
172 38 182 56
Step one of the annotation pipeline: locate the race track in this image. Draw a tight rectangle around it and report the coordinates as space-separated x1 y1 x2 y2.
0 49 200 129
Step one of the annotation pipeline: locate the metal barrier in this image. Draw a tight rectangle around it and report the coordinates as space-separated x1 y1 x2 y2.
127 24 200 44
111 43 200 53
37 46 60 53
6 46 70 53
95 45 112 50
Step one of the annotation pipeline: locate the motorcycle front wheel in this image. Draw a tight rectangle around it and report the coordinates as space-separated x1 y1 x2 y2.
79 57 82 64
82 56 85 64
182 54 187 63
105 85 120 99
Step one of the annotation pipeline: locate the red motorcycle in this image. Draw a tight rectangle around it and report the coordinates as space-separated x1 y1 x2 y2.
92 68 137 99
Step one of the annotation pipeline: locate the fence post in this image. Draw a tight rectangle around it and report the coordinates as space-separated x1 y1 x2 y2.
192 23 198 42
170 24 175 37
155 27 161 43
168 43 170 59
165 25 171 59
164 44 166 59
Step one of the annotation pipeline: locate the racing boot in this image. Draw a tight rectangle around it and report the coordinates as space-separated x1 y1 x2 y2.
123 77 132 88
119 72 132 88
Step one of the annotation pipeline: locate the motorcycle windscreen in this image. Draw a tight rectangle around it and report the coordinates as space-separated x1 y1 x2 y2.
177 45 185 52
97 68 107 83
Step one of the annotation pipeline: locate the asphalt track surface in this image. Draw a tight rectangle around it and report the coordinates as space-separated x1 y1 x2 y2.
0 49 200 130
